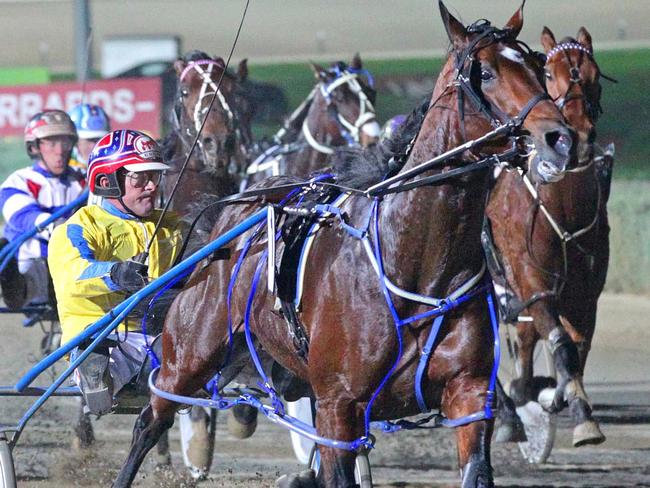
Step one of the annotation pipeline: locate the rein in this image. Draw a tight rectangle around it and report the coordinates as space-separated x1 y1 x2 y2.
501 42 611 313
148 0 251 258
518 163 603 309
151 20 562 453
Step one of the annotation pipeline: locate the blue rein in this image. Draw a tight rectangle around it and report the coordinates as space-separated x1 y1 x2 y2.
149 189 500 452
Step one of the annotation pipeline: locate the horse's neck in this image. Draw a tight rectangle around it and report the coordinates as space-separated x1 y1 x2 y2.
304 97 340 145
286 101 336 177
378 111 489 298
538 160 601 229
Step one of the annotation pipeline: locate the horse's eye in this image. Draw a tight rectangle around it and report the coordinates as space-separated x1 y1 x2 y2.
480 68 494 82
544 70 552 80
180 88 189 97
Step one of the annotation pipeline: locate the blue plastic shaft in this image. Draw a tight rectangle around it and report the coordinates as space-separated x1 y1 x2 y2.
0 189 89 272
15 207 268 392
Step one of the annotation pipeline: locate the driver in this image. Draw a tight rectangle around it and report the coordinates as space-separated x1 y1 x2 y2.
0 109 84 310
48 129 182 416
67 103 111 175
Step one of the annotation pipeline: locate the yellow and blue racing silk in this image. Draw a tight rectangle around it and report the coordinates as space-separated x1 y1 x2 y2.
48 200 183 345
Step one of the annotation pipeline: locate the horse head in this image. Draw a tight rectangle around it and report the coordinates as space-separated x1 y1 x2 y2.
173 50 250 177
541 26 603 165
438 1 575 184
307 54 380 149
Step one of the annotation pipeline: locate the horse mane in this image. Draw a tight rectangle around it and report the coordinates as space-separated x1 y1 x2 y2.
331 94 430 189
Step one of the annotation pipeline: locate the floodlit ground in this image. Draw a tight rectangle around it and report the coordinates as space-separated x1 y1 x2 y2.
0 293 648 487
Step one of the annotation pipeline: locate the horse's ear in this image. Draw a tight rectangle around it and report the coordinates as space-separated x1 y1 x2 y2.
310 62 328 82
173 59 187 76
237 59 249 82
503 1 525 38
439 1 466 49
351 52 362 70
577 26 593 53
541 26 557 53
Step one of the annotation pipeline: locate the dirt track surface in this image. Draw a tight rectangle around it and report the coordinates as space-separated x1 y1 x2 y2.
1 293 649 487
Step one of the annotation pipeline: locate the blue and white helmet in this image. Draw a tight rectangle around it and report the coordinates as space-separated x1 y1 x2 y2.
68 103 111 139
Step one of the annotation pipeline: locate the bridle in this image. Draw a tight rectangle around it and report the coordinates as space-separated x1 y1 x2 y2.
302 64 379 155
369 21 551 197
545 42 603 125
172 59 248 169
452 21 550 140
503 42 608 317
246 64 379 179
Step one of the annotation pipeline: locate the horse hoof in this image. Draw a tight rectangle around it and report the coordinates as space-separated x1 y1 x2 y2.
494 420 527 443
72 415 95 450
153 451 172 467
276 468 316 488
537 387 556 412
179 409 213 478
573 420 606 447
227 404 258 439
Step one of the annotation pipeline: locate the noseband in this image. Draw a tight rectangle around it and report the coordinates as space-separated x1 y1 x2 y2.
368 23 555 197
453 21 550 136
179 59 238 133
302 65 378 154
173 59 247 169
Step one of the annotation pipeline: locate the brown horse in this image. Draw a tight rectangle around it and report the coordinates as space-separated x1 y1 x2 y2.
245 54 380 183
162 50 252 219
113 3 575 487
486 26 611 448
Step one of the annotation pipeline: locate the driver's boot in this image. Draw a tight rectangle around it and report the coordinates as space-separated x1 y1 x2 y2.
0 237 26 310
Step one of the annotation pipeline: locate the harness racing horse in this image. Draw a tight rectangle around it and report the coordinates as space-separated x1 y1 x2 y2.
486 26 612 449
162 50 252 219
113 3 575 487
245 54 380 183
159 50 256 474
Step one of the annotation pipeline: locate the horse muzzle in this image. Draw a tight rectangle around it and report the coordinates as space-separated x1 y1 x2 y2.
528 127 574 184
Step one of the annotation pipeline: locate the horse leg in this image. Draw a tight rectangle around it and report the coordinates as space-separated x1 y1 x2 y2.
314 398 361 488
494 378 526 443
111 398 176 488
154 430 171 466
278 398 359 487
518 302 578 412
508 323 537 406
72 397 95 449
445 378 494 488
559 305 606 446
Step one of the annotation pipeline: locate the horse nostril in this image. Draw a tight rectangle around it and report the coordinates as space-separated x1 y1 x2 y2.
545 130 572 157
203 137 216 150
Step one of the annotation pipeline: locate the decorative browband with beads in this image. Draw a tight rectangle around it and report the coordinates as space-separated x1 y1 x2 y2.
546 42 593 62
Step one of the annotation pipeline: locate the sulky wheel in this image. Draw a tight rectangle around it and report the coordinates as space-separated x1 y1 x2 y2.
0 434 16 488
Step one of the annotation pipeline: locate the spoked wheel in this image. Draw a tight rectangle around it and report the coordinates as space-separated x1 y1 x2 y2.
307 445 373 488
499 322 557 464
0 435 16 488
36 319 61 381
178 406 217 479
39 320 61 358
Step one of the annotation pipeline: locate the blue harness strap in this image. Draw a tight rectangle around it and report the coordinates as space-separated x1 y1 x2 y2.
415 314 446 412
145 189 500 453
